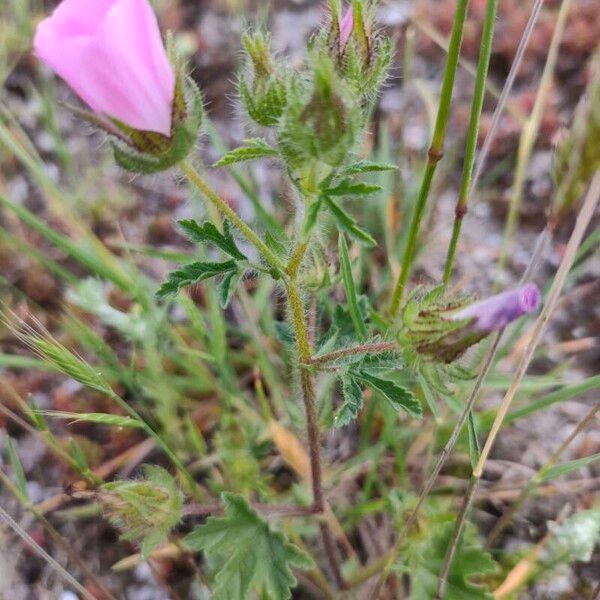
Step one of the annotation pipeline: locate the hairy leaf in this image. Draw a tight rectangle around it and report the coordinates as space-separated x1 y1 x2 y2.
214 138 279 167
323 179 382 196
356 372 422 419
342 160 398 175
219 269 244 308
184 493 312 600
324 196 376 247
339 234 367 340
335 375 364 427
178 219 246 260
157 260 238 298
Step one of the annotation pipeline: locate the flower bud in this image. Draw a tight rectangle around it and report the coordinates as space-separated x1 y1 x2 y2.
402 284 541 364
277 55 361 171
339 8 354 51
34 0 202 173
238 32 288 127
99 465 183 557
328 1 393 100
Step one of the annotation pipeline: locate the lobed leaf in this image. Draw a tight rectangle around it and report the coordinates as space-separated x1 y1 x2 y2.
184 493 312 600
356 372 422 419
214 138 279 167
178 219 247 260
157 260 239 298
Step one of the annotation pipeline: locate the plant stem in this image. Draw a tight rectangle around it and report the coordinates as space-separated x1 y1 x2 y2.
443 0 499 284
319 521 346 589
308 341 397 366
180 160 286 273
435 173 600 598
388 0 471 317
470 0 546 190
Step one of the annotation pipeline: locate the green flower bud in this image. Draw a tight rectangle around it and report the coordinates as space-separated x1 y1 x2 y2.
99 465 183 557
277 55 361 171
239 31 288 127
401 285 541 364
109 67 203 174
323 0 392 101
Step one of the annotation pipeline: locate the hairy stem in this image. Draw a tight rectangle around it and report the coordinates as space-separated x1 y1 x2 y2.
308 341 397 366
181 160 286 273
388 0 471 317
443 0 499 284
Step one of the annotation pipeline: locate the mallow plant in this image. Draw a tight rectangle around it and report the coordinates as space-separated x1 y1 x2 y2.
4 0 596 597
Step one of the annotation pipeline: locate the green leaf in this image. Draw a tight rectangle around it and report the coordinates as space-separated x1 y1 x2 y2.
178 219 247 260
324 196 376 247
342 160 398 175
219 269 243 308
339 234 367 340
213 138 279 167
540 452 600 482
335 375 364 427
546 507 600 564
356 372 422 419
157 260 238 298
6 437 28 500
33 410 143 429
467 412 480 470
264 230 289 258
302 197 324 238
274 321 295 346
323 179 382 196
184 493 312 600
408 522 497 600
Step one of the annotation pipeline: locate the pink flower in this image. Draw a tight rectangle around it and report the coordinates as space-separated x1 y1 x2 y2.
339 7 354 51
34 0 175 136
452 283 541 333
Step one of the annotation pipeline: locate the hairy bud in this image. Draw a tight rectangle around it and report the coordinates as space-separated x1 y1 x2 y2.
239 32 288 127
99 465 183 557
401 284 541 364
278 56 361 172
324 0 392 101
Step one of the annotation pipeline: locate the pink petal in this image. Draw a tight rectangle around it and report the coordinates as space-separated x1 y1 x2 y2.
34 0 174 136
340 7 354 50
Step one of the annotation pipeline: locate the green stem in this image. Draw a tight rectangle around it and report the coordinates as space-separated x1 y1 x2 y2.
389 0 471 317
180 160 286 273
443 0 499 285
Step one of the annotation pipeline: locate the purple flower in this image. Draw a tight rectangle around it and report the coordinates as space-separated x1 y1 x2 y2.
451 283 541 333
339 7 354 51
34 0 175 136
402 283 541 364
